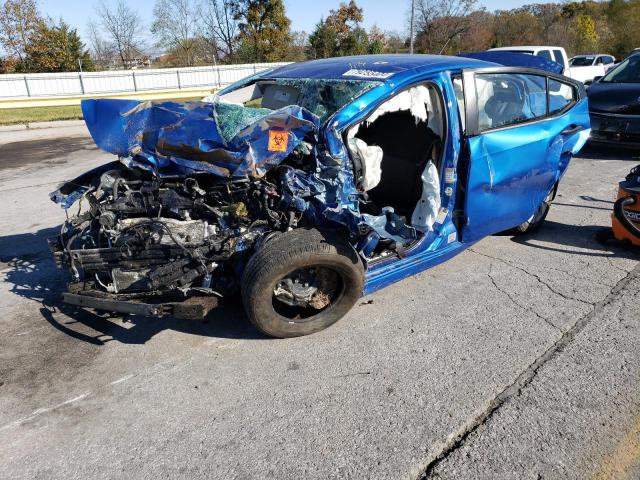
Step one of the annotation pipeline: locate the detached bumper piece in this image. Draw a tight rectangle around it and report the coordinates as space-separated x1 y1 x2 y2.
62 292 219 320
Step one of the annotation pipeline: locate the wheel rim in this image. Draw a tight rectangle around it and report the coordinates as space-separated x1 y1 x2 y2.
528 201 549 225
272 266 344 322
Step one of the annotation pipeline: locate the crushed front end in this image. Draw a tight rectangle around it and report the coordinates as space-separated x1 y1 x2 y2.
48 94 343 318
49 163 307 318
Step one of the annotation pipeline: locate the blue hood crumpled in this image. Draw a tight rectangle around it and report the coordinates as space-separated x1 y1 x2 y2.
79 98 320 178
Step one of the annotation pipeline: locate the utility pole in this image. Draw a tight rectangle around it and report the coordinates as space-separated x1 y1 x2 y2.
409 0 415 54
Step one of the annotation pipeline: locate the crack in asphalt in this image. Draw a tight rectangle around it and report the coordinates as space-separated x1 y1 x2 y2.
469 249 594 306
485 263 563 333
415 261 640 480
606 255 634 275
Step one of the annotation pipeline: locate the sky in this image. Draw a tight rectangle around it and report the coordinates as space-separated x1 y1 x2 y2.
38 0 548 43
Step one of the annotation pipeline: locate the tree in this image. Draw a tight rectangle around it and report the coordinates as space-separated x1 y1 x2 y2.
201 0 239 61
604 0 640 59
151 0 201 67
24 20 94 72
94 0 146 68
454 10 494 53
0 0 40 63
87 19 116 69
289 30 308 62
492 8 542 48
385 31 409 53
0 55 19 73
574 14 598 54
325 0 363 39
233 0 291 62
308 18 338 59
367 25 386 54
308 0 371 58
413 0 479 54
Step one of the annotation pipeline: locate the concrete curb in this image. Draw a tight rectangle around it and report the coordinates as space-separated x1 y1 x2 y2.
0 119 86 132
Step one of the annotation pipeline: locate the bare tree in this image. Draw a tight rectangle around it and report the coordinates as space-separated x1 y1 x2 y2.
413 0 478 54
201 0 238 61
86 19 116 69
0 0 41 63
151 0 201 66
95 0 145 68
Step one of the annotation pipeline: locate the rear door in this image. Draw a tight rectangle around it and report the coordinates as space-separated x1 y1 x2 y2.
459 68 589 241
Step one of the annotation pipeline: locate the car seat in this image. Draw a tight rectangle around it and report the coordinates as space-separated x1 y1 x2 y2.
356 110 440 216
484 86 526 128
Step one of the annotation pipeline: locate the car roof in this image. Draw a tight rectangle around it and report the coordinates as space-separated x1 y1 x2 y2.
263 54 495 82
490 46 566 52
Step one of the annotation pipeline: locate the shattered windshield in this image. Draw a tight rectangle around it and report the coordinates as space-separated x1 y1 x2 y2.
217 78 381 123
275 78 381 120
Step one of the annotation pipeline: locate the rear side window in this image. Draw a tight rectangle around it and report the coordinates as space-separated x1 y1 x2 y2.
536 50 553 60
603 56 614 65
475 73 546 131
549 78 577 114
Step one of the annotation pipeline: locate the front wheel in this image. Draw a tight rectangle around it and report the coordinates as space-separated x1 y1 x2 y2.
241 228 365 338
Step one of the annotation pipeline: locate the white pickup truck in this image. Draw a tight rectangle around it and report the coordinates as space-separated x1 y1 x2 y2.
569 54 616 83
488 46 573 77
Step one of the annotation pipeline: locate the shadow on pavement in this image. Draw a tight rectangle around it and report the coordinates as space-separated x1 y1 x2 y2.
0 226 265 346
577 143 640 161
0 137 97 172
510 219 640 260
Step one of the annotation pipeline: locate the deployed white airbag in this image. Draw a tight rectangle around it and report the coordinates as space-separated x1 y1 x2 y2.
349 137 383 191
411 160 441 232
367 85 431 125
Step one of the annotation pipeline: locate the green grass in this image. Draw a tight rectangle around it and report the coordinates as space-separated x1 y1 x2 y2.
0 105 84 125
0 96 206 126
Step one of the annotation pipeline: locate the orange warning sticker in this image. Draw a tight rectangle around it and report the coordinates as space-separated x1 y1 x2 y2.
268 130 289 152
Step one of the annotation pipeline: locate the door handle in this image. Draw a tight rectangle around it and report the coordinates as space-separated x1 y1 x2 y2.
561 124 583 135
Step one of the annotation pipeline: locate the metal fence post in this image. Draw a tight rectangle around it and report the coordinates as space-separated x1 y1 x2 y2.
132 71 138 92
78 72 85 95
23 76 31 97
176 69 181 90
216 65 222 88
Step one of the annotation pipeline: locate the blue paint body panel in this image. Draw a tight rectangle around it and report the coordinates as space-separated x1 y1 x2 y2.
462 98 590 241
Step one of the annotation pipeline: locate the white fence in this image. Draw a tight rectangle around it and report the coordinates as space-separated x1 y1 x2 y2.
0 63 289 99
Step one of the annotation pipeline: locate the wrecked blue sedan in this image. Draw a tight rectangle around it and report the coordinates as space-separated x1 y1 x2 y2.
49 54 590 338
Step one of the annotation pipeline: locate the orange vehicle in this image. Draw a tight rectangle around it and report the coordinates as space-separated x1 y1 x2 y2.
612 165 640 247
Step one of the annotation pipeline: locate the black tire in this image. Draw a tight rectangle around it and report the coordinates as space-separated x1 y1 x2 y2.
511 187 555 235
241 228 365 338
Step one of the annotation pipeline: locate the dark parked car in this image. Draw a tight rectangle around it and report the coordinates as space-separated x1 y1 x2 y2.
588 54 640 147
49 55 589 337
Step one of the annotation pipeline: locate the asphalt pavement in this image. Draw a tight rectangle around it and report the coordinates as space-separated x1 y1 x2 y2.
0 127 639 479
